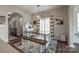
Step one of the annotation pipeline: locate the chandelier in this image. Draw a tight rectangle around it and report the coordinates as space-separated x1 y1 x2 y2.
36 5 40 19
33 5 40 25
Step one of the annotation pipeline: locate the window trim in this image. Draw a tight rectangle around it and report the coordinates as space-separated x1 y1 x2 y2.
40 17 50 34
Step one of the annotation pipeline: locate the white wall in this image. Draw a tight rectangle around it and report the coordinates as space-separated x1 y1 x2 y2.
68 6 75 47
0 6 32 42
68 5 79 47
51 6 68 39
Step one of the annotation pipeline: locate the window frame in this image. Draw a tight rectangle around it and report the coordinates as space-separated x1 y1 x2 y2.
76 12 79 32
40 17 50 34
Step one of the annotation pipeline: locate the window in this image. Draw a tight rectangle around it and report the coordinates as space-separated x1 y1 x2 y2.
40 17 50 34
77 13 79 32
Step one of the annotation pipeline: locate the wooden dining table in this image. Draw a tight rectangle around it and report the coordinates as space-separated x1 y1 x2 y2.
23 36 47 45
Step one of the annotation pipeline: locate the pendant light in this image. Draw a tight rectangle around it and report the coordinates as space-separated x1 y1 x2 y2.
36 5 40 19
33 5 40 25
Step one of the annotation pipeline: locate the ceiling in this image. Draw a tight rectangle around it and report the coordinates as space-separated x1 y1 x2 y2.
14 5 65 14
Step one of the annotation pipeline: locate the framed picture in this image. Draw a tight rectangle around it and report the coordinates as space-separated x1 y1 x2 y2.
0 16 5 24
55 19 64 25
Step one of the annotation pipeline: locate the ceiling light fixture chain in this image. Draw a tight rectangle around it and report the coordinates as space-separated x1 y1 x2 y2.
37 5 40 15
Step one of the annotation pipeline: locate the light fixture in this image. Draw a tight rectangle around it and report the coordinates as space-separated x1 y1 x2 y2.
36 5 40 19
33 5 40 25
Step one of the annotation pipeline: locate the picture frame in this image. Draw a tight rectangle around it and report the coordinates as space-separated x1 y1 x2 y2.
0 16 5 24
55 19 64 25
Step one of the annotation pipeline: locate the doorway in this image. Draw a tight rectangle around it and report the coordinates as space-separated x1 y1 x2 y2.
8 12 23 44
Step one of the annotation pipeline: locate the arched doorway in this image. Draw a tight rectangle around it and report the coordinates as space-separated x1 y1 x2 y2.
8 12 23 44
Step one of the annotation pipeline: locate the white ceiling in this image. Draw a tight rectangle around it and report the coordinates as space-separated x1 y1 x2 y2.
14 5 65 14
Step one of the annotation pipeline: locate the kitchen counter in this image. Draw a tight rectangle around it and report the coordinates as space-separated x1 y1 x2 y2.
0 39 19 53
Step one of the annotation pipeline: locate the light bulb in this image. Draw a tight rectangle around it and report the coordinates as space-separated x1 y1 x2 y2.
37 15 40 19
